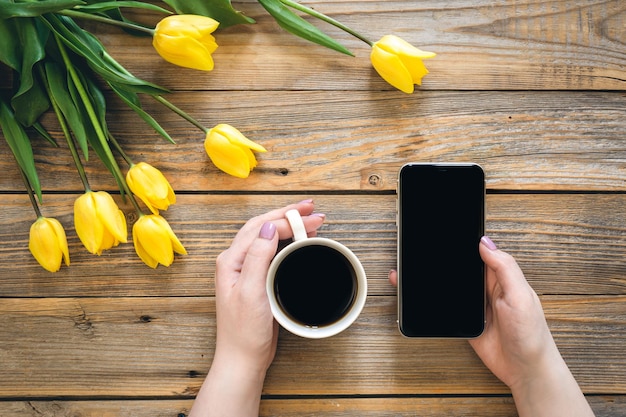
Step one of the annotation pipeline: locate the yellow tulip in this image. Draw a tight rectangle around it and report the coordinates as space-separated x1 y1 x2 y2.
74 191 128 255
126 162 176 215
152 14 220 71
370 35 436 94
29 217 70 272
204 124 267 178
132 214 187 268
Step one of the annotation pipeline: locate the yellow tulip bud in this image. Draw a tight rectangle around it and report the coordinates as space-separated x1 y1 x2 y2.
126 162 176 215
29 217 70 272
370 35 436 94
204 124 267 178
74 191 128 255
152 14 220 71
132 214 187 268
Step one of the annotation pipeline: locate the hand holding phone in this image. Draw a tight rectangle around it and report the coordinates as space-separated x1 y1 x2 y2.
397 163 486 338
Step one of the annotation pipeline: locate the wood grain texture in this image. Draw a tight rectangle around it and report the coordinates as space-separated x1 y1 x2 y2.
0 396 623 417
0 295 623 398
0 90 624 193
261 395 625 417
0 194 624 297
3 1 625 90
94 0 626 91
0 0 624 414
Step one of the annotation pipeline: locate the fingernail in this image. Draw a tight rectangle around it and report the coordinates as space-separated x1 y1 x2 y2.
310 212 326 219
298 199 313 204
480 236 498 250
259 222 276 240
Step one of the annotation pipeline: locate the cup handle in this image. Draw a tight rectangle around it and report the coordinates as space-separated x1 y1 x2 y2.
286 209 308 241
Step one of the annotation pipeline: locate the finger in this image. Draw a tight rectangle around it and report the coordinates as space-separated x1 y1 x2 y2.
388 269 398 287
220 200 317 270
479 236 529 295
230 200 317 248
238 222 279 293
274 213 325 240
251 200 316 227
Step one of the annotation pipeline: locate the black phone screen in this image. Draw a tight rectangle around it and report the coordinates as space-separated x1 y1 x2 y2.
398 163 485 338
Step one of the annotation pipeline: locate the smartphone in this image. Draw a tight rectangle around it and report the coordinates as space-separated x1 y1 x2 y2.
397 163 485 338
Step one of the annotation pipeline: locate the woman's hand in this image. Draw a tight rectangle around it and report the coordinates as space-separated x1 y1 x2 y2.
468 236 559 390
190 200 325 417
389 236 594 417
470 237 594 417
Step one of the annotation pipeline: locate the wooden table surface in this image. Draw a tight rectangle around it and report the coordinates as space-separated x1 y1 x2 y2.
1 1 625 416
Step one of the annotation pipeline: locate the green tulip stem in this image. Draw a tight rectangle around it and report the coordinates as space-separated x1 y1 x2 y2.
108 133 134 167
128 189 145 217
17 161 42 219
58 110 91 192
153 95 208 133
37 66 91 192
279 0 373 46
56 36 131 197
56 40 150 218
58 9 155 35
9 144 40 216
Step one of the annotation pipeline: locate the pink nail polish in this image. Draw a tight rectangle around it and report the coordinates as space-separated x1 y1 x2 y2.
298 199 314 204
480 236 498 250
259 222 276 240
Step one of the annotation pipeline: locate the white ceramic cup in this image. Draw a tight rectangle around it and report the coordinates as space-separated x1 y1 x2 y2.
266 209 367 339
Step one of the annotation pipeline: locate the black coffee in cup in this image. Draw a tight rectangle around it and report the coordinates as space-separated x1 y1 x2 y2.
274 244 357 327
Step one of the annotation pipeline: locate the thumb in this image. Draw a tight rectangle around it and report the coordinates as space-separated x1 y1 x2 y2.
238 222 279 292
479 236 529 295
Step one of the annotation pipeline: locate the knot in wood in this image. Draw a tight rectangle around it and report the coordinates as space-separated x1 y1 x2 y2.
139 315 153 323
126 211 139 224
368 174 382 187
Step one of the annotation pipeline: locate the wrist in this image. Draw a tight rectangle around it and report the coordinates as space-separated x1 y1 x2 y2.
509 353 594 417
190 350 268 417
508 344 567 394
211 346 269 386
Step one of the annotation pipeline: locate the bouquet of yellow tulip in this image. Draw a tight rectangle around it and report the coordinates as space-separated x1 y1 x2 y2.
0 0 434 272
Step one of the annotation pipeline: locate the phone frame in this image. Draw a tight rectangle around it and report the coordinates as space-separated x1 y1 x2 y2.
396 162 486 338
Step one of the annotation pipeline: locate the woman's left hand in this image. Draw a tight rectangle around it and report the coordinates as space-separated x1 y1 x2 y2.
190 200 325 417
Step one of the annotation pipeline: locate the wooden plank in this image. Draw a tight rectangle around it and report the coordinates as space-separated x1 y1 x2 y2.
1 1 624 92
0 396 623 417
1 193 624 297
91 0 626 91
0 90 624 192
259 396 624 417
0 295 622 398
0 1 622 413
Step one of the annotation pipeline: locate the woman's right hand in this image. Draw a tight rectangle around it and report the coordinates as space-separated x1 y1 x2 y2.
468 236 560 391
389 236 595 417
469 237 595 417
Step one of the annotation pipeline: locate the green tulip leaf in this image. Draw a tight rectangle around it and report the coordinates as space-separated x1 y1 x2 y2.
31 121 58 147
161 0 254 28
0 17 21 70
110 84 175 144
11 70 51 127
97 50 174 143
43 14 169 95
74 1 171 15
83 70 114 150
0 0 84 19
44 61 90 158
7 18 51 126
257 0 352 56
79 75 127 195
65 67 93 160
0 97 42 201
